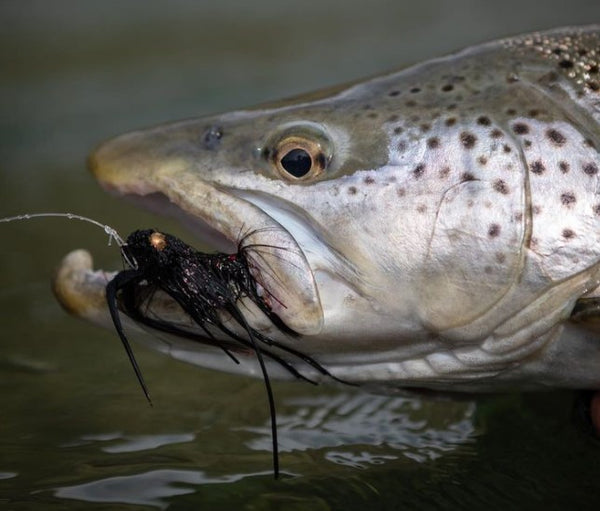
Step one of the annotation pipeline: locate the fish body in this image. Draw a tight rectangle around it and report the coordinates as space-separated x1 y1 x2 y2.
55 25 600 391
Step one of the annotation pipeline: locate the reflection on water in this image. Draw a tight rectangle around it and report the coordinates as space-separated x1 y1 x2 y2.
50 392 475 508
55 469 270 510
100 433 197 454
244 393 475 464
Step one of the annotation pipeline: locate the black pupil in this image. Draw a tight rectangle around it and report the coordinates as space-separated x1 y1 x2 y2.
280 148 312 177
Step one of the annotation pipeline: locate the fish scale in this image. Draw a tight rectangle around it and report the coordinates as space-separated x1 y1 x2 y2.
55 25 600 391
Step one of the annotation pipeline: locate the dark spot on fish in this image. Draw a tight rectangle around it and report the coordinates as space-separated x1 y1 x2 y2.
439 166 451 178
552 47 563 55
506 108 517 115
413 164 426 178
367 112 378 119
410 115 421 123
546 128 566 145
420 123 431 132
398 141 407 152
562 228 576 239
461 172 475 182
491 129 503 138
514 212 523 221
561 192 576 206
524 140 532 148
528 109 541 117
477 155 488 166
410 87 421 93
484 266 493 274
417 204 427 213
405 100 417 107
397 187 406 197
445 117 457 126
559 59 574 69
512 122 529 135
583 162 599 176
348 186 357 195
542 71 560 84
441 84 454 92
532 205 542 215
559 161 570 173
477 116 491 126
496 252 506 263
488 224 501 237
593 204 600 216
364 176 375 184
388 90 401 97
503 144 512 153
394 127 404 135
588 81 600 92
530 160 546 174
447 103 458 111
387 114 399 122
427 137 440 149
493 179 509 194
460 132 477 149
584 138 596 149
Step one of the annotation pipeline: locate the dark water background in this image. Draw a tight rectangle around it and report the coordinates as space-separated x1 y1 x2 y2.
2 1 600 509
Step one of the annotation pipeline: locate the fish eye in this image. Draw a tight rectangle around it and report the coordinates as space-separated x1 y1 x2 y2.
273 136 326 180
264 122 332 181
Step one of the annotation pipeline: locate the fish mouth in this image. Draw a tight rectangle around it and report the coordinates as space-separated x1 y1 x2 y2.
53 133 326 378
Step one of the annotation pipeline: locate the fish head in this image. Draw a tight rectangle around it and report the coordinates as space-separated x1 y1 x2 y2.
55 25 600 390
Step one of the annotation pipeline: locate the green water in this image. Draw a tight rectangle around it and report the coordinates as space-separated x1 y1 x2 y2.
2 1 600 509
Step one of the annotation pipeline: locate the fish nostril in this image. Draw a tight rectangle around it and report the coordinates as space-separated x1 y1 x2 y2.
202 125 223 150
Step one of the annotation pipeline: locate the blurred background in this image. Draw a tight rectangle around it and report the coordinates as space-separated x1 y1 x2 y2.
1 1 600 509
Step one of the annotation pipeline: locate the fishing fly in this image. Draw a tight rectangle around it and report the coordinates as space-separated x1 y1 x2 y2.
111 228 349 478
1 213 344 478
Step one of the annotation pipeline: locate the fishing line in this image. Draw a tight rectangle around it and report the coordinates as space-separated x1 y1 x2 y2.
0 211 150 403
0 213 138 269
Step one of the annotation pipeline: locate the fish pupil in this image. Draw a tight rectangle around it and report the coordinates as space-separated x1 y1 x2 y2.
280 148 312 177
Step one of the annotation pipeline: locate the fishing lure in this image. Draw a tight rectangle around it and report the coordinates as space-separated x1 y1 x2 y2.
109 228 348 478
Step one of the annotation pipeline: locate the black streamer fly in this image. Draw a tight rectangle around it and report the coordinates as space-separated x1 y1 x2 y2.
107 228 345 479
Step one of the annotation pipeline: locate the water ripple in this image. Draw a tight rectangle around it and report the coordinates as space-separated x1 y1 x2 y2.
54 469 271 509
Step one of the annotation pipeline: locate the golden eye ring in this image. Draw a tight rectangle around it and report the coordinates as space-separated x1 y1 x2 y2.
273 136 327 181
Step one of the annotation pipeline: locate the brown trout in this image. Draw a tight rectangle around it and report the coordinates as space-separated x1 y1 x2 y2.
54 25 600 392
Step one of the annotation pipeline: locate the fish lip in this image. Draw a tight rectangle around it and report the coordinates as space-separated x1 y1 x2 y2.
94 167 325 336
